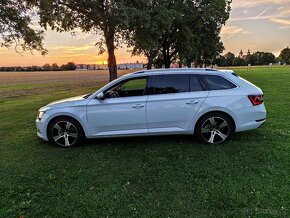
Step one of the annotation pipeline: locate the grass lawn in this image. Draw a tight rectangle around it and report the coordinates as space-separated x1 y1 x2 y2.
0 67 289 217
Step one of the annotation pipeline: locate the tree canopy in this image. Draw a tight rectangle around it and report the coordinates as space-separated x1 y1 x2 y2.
0 0 47 54
35 0 128 81
127 0 231 68
279 47 290 64
216 51 276 66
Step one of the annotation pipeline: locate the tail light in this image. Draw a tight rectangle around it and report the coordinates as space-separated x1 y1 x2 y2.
248 94 264 106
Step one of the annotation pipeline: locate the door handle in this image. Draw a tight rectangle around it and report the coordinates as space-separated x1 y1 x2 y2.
133 104 145 108
186 100 199 105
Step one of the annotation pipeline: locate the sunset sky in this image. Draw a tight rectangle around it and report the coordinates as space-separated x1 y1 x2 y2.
0 0 289 67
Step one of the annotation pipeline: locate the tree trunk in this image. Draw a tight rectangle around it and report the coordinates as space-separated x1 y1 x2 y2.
105 31 117 81
147 58 153 70
146 51 153 70
163 49 171 68
186 58 192 68
107 46 117 81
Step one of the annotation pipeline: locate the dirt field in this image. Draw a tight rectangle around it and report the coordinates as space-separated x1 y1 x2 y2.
0 69 135 84
0 70 135 98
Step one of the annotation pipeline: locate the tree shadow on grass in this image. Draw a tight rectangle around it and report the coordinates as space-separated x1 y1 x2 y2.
38 130 264 150
84 134 198 148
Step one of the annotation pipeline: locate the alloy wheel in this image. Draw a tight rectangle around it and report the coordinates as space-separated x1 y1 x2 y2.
200 117 229 144
52 121 78 147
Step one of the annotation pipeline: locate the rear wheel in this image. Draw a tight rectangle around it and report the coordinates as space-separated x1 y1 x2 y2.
47 117 84 147
195 112 234 144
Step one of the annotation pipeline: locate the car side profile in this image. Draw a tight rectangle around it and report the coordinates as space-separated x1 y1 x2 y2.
36 68 266 147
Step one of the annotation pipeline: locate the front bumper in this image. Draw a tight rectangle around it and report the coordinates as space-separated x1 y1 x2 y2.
36 119 48 141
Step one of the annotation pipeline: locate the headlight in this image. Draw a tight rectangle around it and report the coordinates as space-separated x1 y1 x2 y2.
37 111 45 120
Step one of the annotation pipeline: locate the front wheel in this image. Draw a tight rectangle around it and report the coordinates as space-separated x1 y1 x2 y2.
47 117 84 147
195 112 234 144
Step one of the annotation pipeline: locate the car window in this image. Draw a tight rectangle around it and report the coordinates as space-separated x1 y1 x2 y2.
190 75 203 92
105 77 148 98
203 75 236 90
150 74 189 95
121 78 147 91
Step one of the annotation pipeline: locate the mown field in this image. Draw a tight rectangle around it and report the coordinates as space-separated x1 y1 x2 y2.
0 67 289 217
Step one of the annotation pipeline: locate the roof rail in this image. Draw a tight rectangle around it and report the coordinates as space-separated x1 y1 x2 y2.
133 68 217 74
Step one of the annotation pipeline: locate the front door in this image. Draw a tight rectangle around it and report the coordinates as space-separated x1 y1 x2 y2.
87 77 149 136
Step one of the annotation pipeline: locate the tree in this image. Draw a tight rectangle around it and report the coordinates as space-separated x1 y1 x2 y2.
35 0 127 81
65 62 76 71
125 0 175 69
279 47 290 64
60 62 76 71
160 0 231 68
223 52 235 66
245 54 257 65
215 55 225 66
246 52 276 65
0 0 47 54
52 63 60 71
232 57 246 66
189 0 231 67
43 63 51 71
126 0 231 69
257 52 275 65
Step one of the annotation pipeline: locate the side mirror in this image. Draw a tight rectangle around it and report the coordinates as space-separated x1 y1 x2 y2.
96 92 105 100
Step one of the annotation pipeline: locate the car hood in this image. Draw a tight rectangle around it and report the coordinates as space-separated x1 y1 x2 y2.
41 95 88 111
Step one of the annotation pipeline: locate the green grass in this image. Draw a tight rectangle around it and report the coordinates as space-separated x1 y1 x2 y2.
0 67 290 217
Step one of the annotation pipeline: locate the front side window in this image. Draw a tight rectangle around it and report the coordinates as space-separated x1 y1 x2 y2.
203 75 237 90
105 77 148 98
149 74 189 95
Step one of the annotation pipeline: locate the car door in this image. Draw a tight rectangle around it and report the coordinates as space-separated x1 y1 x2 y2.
146 74 209 133
86 76 149 136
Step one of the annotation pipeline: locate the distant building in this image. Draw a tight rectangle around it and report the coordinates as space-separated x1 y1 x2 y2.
76 62 144 70
76 64 88 70
117 62 144 70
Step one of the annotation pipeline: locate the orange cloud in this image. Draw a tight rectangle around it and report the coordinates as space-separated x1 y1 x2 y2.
270 18 290 25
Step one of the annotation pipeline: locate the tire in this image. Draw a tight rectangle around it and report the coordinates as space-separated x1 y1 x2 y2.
47 117 85 147
195 112 234 144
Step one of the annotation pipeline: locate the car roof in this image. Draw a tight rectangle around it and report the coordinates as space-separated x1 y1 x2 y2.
122 68 234 78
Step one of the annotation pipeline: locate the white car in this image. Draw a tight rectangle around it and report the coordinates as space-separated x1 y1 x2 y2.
36 68 266 147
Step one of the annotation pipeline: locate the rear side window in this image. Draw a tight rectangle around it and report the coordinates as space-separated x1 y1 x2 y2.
150 74 189 95
203 75 236 90
190 75 203 92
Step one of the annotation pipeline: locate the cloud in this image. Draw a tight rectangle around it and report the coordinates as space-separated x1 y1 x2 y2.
221 26 250 40
232 0 290 9
256 8 269 18
229 3 290 22
270 18 290 28
49 44 95 52
270 18 290 25
280 9 290 16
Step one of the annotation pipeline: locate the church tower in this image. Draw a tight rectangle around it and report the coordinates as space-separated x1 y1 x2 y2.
239 49 243 58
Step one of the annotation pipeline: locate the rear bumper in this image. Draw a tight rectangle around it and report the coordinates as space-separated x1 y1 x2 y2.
235 104 267 132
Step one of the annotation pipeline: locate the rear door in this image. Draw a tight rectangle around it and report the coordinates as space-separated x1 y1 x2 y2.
146 74 209 133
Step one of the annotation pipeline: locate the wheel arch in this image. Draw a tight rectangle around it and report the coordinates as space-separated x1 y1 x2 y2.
193 110 236 132
46 115 87 138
